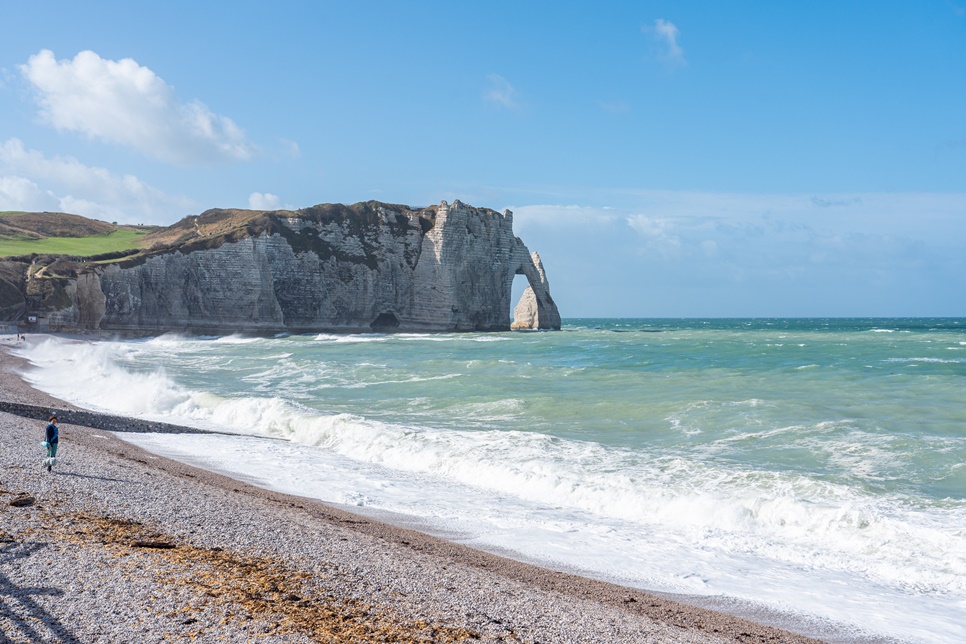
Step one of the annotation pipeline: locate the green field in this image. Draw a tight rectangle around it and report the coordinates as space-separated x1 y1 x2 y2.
0 229 148 258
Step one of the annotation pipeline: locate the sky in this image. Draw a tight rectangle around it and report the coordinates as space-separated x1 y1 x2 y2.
1 1 964 317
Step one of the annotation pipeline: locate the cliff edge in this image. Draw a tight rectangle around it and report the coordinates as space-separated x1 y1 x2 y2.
3 199 560 333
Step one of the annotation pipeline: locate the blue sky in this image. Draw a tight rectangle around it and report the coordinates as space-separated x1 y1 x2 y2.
1 1 964 316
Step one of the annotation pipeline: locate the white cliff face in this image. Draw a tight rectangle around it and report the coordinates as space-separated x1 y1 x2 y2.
52 200 560 333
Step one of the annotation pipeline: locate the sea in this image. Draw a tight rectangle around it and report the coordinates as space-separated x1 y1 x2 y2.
14 319 966 643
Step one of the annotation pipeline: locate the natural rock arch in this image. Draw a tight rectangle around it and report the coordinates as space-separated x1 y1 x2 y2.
509 249 560 330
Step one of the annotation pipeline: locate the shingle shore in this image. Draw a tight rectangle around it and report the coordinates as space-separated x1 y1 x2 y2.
1 341 825 643
0 400 223 435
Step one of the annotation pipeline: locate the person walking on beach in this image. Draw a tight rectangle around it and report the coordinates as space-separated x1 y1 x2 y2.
42 415 58 472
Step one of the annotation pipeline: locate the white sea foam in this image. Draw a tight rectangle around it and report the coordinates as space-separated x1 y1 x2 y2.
123 428 966 643
210 335 265 345
16 335 966 643
343 374 462 389
313 333 388 344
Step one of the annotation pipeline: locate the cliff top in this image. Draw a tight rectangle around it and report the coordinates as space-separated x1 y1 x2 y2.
138 200 436 253
0 199 507 262
0 211 119 240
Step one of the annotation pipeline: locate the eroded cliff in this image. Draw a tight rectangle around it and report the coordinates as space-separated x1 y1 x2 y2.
15 200 559 333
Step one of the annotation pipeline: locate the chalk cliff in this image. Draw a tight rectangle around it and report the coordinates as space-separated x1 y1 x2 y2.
21 200 560 333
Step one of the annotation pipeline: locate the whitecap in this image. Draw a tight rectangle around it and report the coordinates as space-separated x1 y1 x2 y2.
313 333 387 344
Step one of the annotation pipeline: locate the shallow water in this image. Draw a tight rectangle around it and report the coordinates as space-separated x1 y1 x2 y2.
17 319 966 642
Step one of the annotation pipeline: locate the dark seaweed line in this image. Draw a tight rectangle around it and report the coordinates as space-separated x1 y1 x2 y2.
0 401 227 436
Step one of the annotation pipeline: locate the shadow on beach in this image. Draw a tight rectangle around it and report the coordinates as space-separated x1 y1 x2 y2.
54 471 134 484
0 542 80 643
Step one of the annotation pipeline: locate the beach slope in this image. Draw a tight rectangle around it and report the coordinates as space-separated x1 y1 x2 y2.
1 346 821 643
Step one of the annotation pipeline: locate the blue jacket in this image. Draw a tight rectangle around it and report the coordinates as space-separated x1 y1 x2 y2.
45 423 58 444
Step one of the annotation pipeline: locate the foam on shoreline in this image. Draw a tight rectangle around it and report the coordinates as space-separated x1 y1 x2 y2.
0 336 864 642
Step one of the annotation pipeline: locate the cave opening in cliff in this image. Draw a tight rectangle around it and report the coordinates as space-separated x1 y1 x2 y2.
370 311 400 331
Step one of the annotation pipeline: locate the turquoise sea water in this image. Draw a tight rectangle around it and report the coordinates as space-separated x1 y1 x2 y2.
18 319 966 642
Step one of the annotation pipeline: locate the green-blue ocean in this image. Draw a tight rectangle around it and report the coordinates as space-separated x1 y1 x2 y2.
19 319 966 642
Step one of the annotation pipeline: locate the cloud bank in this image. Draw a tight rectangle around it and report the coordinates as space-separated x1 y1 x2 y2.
0 138 192 222
508 191 966 316
20 50 256 165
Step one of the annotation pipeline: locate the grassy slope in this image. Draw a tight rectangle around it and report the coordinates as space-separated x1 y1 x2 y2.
0 212 156 258
0 229 150 258
0 211 116 239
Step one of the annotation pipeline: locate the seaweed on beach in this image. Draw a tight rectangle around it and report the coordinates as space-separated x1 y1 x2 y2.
54 512 480 642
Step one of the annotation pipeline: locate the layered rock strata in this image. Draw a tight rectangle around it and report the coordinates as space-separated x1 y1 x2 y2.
30 200 559 333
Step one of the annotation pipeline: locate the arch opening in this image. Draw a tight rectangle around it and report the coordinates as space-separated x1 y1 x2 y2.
510 273 529 324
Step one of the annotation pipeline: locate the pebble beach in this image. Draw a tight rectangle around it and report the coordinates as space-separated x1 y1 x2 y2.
0 339 824 643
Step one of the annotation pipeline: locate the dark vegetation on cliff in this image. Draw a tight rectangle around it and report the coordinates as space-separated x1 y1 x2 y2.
141 201 435 249
129 201 440 271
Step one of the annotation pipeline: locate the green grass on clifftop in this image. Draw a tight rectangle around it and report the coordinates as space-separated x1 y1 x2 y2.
0 211 117 239
0 229 149 258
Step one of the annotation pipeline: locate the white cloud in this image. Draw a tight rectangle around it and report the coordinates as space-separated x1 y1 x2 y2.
20 49 256 165
484 74 519 109
0 138 192 223
248 192 282 210
626 214 713 258
509 204 618 231
810 196 863 208
645 19 686 67
616 190 966 278
612 189 966 240
513 190 966 236
0 176 59 212
626 215 684 255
